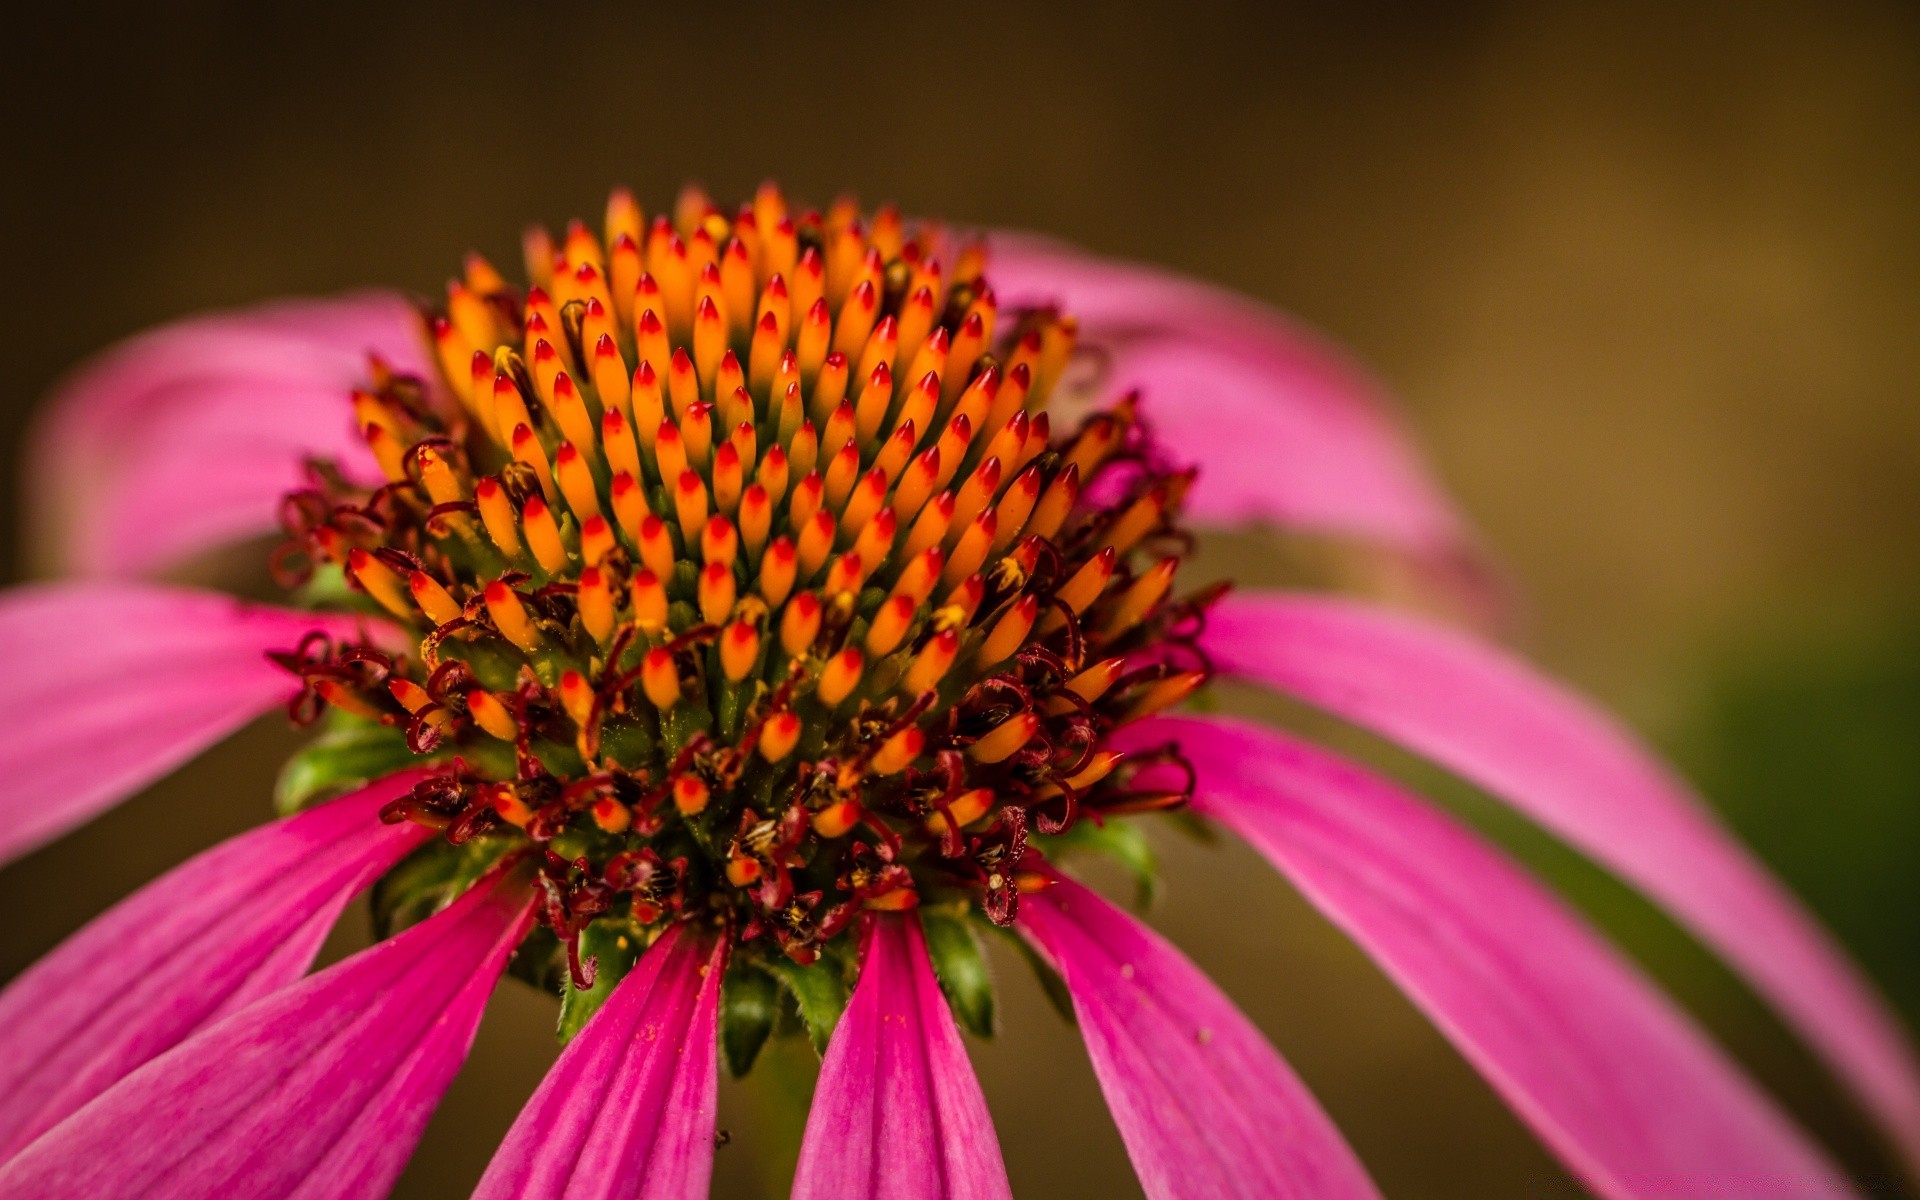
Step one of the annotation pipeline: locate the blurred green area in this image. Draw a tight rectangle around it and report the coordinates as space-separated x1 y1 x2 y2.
3 1 1917 1197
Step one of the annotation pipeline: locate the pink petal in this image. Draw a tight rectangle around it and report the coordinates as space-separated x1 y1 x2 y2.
0 866 534 1200
1017 872 1380 1200
0 582 385 866
986 232 1466 554
0 772 432 1160
472 925 726 1200
793 914 1012 1200
1142 713 1858 1199
28 293 427 578
1203 590 1920 1172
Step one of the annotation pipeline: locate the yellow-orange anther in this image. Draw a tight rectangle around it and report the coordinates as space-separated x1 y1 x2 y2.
667 347 700 418
949 364 998 434
638 514 675 582
849 510 896 572
969 711 1039 764
840 469 887 539
780 589 821 656
577 566 615 644
446 280 502 348
818 648 864 706
642 648 681 710
854 315 898 397
893 372 939 445
485 581 541 652
941 513 997 588
852 363 892 443
673 469 709 535
890 547 944 607
865 595 917 657
580 515 615 567
823 552 863 599
348 549 412 620
810 353 850 427
600 408 641 484
796 296 831 377
871 726 924 776
925 787 995 836
788 420 820 481
930 415 973 492
1057 546 1116 615
416 446 464 507
548 372 595 452
511 424 557 504
634 309 670 380
610 472 648 543
748 309 785 393
522 496 569 574
1063 749 1124 791
950 457 1002 535
701 515 739 568
466 688 517 741
713 442 743 514
388 677 432 714
654 419 689 484
812 799 860 840
891 449 940 524
873 421 917 485
474 477 521 558
672 774 710 816
364 423 408 483
559 670 596 727
978 412 1027 482
681 402 713 467
756 445 791 505
985 362 1031 438
976 593 1039 666
408 571 462 626
631 361 665 448
720 621 760 682
833 279 879 357
630 569 668 633
1104 557 1178 634
1062 414 1121 482
822 400 857 461
759 536 798 607
903 492 955 561
759 710 801 762
992 465 1044 549
897 287 937 367
492 785 534 828
1063 657 1126 706
739 484 771 554
796 511 836 580
432 318 477 406
1125 671 1207 721
699 562 737 625
556 444 599 520
312 679 384 723
592 796 632 835
1101 487 1166 557
903 628 960 694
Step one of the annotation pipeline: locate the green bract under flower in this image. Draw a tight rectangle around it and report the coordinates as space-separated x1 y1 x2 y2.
270 185 1214 1054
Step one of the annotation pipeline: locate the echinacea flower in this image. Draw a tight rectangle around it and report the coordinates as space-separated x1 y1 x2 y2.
0 183 1913 1200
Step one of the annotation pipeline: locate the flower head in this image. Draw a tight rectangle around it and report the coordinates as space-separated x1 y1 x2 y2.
0 183 1913 1200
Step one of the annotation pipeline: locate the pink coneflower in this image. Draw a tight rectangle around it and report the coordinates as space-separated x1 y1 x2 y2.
0 184 1912 1200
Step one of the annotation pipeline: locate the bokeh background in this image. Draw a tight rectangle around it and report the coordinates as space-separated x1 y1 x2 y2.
4 1 1918 1196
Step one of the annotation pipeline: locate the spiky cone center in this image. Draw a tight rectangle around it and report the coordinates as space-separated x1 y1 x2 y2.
273 184 1211 985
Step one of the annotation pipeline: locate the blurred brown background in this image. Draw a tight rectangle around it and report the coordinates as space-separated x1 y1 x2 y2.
4 1 1918 1196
